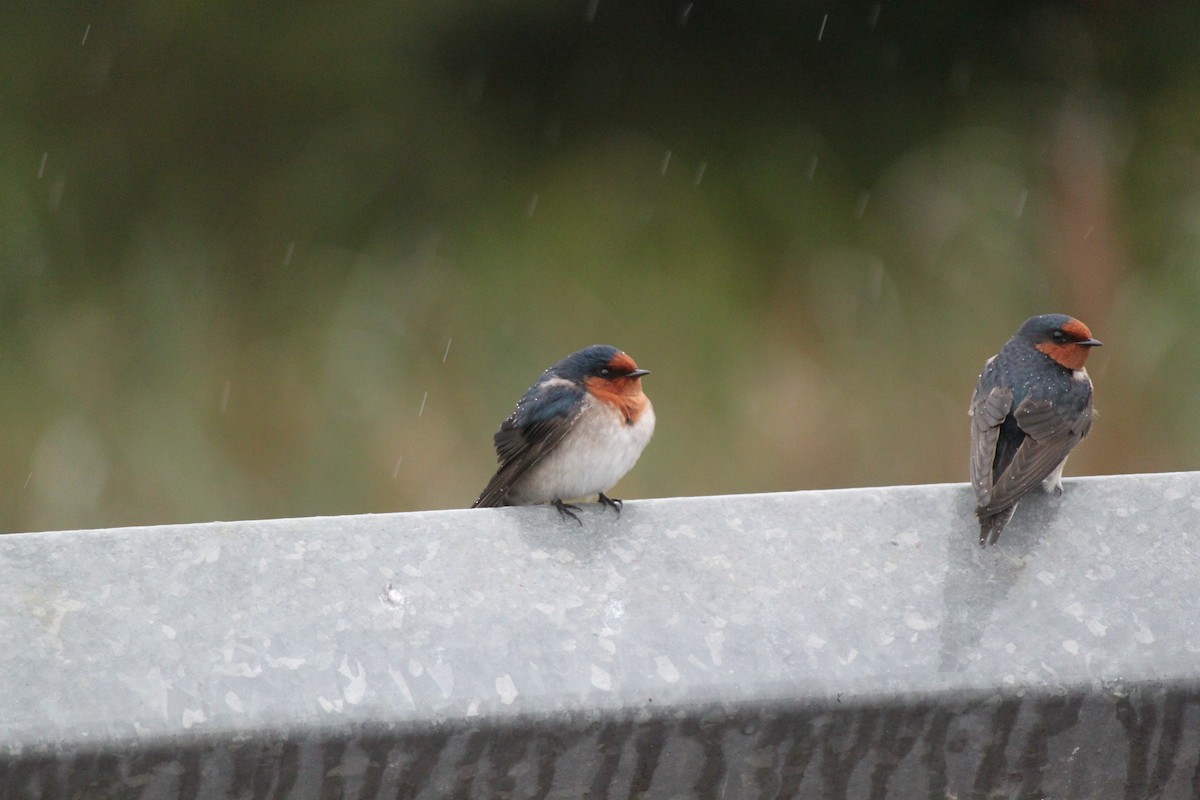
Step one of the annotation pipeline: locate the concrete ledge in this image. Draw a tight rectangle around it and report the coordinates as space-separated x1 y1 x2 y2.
2 472 1199 798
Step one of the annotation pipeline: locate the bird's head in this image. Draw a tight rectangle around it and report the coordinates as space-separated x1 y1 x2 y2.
1019 314 1102 371
554 345 650 385
551 346 650 423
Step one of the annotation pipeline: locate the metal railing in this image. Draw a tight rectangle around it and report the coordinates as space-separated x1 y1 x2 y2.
3 472 1198 798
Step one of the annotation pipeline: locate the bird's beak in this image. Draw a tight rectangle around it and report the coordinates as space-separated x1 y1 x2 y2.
627 369 651 378
1079 338 1103 348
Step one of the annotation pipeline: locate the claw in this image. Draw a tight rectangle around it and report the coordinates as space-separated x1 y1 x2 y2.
552 499 583 525
597 493 623 517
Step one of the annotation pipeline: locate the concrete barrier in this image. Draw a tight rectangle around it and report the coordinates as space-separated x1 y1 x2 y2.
2 472 1199 798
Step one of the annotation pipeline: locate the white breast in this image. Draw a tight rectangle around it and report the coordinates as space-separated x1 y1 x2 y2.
507 395 656 505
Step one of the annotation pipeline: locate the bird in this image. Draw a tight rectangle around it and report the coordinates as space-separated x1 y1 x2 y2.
969 314 1102 546
472 345 655 523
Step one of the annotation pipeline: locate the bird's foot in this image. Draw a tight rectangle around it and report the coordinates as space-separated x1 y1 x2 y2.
1041 478 1064 496
597 493 623 517
552 499 583 525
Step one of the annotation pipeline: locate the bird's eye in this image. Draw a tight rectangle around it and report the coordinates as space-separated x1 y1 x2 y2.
1051 330 1067 343
600 368 611 377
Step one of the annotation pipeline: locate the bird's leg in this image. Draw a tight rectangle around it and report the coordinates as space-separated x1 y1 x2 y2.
552 499 583 525
597 493 623 516
1042 459 1067 495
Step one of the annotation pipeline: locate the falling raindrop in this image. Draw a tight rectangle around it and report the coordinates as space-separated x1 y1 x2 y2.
584 0 599 23
818 14 829 41
806 154 819 181
526 194 539 217
81 24 91 46
855 191 870 219
37 153 47 180
283 241 296 266
418 391 428 416
1014 189 1028 218
660 150 672 176
693 161 707 186
867 4 881 30
220 381 231 413
677 2 693 26
49 177 65 210
867 263 885 302
442 337 453 363
23 472 32 491
393 456 404 478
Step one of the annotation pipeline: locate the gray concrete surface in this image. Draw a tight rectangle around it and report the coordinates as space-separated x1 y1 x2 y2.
1 472 1198 798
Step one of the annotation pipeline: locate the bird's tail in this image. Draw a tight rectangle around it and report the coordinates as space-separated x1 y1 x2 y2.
977 505 1016 547
471 493 500 508
472 482 510 508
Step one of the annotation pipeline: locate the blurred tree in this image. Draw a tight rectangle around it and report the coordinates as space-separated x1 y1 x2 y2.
1 0 1197 532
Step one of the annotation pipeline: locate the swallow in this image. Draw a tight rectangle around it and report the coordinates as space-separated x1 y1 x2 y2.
472 345 655 523
969 314 1102 546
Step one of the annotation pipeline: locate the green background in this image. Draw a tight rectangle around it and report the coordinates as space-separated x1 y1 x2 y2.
3 1 1197 533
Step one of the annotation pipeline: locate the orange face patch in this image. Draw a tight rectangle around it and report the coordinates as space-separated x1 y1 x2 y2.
1061 318 1094 342
1036 341 1092 371
608 351 639 374
585 373 649 424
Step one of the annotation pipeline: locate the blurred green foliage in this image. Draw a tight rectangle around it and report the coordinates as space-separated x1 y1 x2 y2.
2 1 1198 533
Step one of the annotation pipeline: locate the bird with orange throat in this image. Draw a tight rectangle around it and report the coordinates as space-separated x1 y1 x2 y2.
473 345 655 523
970 314 1102 546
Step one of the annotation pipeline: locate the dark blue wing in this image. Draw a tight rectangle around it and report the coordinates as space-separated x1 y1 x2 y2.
978 393 1093 516
493 381 581 462
473 379 585 507
969 360 1013 506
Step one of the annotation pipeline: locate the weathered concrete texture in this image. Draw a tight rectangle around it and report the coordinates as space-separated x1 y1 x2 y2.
1 472 1198 799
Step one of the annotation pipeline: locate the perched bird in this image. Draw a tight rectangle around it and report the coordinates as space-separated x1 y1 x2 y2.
473 345 655 522
969 314 1102 546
